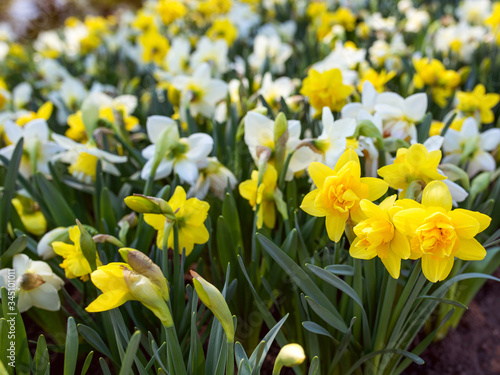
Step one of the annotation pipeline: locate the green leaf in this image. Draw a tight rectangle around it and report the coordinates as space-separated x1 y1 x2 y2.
100 187 118 232
308 357 320 375
119 331 142 375
0 138 23 253
416 296 468 309
99 357 113 375
78 324 114 360
1 235 27 265
34 334 48 374
325 265 354 276
345 349 424 375
64 317 79 375
304 296 349 336
302 321 334 340
34 173 75 226
417 112 432 143
257 234 347 332
81 351 94 375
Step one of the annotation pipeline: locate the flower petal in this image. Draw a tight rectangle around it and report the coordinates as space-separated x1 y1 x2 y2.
300 190 325 217
308 162 334 188
422 254 454 283
381 250 401 279
325 213 348 242
361 177 388 201
454 238 486 261
422 181 452 211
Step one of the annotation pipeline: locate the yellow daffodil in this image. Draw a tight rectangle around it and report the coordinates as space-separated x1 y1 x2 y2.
273 344 306 374
456 84 500 124
393 181 490 282
12 197 47 236
300 68 353 116
239 164 278 229
413 58 460 107
86 263 173 326
52 225 102 281
15 101 53 127
429 118 464 137
144 186 210 255
158 0 188 25
306 2 327 20
301 149 388 242
350 195 410 278
66 111 88 143
207 18 238 45
138 31 170 65
378 143 446 198
358 68 396 93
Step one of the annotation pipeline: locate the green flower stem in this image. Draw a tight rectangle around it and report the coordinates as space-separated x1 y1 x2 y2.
163 324 187 375
226 339 234 375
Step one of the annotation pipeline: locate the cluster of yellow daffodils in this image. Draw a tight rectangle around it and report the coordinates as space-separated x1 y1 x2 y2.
456 84 500 124
413 58 461 107
300 68 353 117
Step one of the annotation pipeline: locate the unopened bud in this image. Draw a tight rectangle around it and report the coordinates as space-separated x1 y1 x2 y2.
125 195 162 214
273 344 306 374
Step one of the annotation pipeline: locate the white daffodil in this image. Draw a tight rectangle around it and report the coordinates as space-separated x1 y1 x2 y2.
258 72 294 108
0 254 64 313
12 82 32 110
188 157 238 200
51 134 127 184
0 119 63 178
172 63 228 121
244 111 317 181
190 37 228 77
166 37 191 76
374 92 427 141
140 116 214 185
314 107 358 169
342 81 379 119
248 34 292 74
443 117 500 177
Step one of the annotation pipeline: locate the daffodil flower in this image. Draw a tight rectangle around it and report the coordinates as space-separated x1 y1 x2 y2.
378 143 446 198
301 149 388 242
51 133 127 184
456 84 500 124
0 119 63 178
188 156 238 200
12 195 47 236
443 117 500 177
0 254 64 313
239 164 279 229
172 63 228 120
350 195 410 279
144 186 210 255
393 181 491 282
140 115 214 184
52 225 102 281
86 263 173 326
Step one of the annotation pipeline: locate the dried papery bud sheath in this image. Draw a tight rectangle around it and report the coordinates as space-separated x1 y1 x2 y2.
93 234 125 248
76 219 98 272
272 344 306 375
119 247 169 301
20 273 45 290
123 268 173 327
190 271 234 343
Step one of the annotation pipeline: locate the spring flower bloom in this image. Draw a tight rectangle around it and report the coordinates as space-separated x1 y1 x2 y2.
51 134 127 184
37 227 70 259
207 18 238 45
188 157 238 200
52 225 102 280
239 164 279 229
157 0 187 25
456 84 500 124
443 117 500 177
0 254 64 313
358 68 396 93
301 149 388 242
374 92 427 141
172 62 228 119
393 181 491 282
12 196 47 236
1 119 63 178
248 34 292 74
350 195 410 278
140 115 213 184
86 263 173 326
144 186 210 254
15 101 54 127
378 143 446 198
301 68 353 116
138 30 170 66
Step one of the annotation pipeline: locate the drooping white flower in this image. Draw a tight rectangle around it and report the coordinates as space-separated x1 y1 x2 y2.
374 92 427 141
244 111 317 181
172 63 228 120
140 115 214 185
0 119 63 178
51 134 127 184
188 157 238 200
342 81 378 119
443 117 500 177
0 254 64 313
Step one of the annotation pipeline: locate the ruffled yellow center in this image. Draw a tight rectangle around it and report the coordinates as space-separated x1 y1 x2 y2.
412 212 458 258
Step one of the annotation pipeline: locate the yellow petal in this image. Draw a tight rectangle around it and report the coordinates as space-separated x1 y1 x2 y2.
359 199 385 219
300 190 326 217
392 208 427 237
380 250 401 279
239 179 258 206
262 164 278 191
448 210 480 239
86 290 132 312
453 209 491 233
37 101 53 120
333 149 359 174
52 242 75 257
422 254 454 283
349 238 377 259
183 198 210 226
144 213 166 230
168 186 187 210
263 201 276 229
325 213 348 242
454 238 486 261
421 181 452 211
390 229 411 259
361 177 389 201
91 263 130 292
308 162 334 188
378 195 397 212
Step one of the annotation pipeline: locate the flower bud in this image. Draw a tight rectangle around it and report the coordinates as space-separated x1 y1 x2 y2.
123 268 173 327
119 248 169 301
37 227 69 259
470 172 491 200
272 344 306 374
124 195 162 214
190 271 234 342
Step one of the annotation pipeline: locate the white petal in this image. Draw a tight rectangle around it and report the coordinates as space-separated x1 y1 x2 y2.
287 120 301 140
29 260 54 276
185 133 214 161
331 118 357 138
25 119 49 141
468 152 495 176
174 159 199 184
460 117 479 138
30 283 61 311
443 130 462 153
480 129 500 151
341 103 363 119
322 107 335 129
288 147 316 174
146 116 178 144
17 291 33 313
51 133 79 149
374 103 404 119
404 93 427 122
361 81 377 110
141 144 156 160
423 135 443 152
443 179 468 203
4 121 23 144
13 254 31 275
203 80 229 104
376 92 405 108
